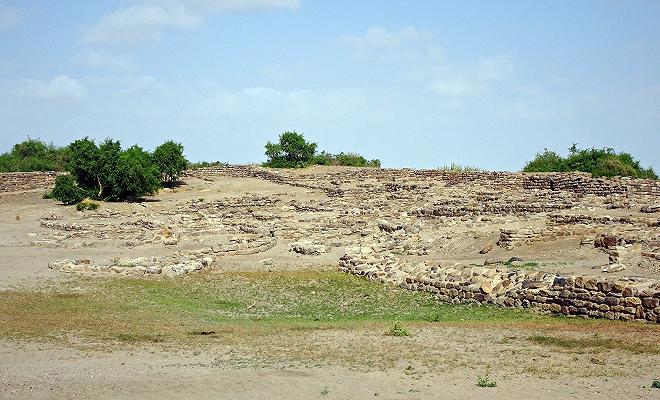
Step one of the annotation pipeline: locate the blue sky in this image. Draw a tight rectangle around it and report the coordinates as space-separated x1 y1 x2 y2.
1 1 659 170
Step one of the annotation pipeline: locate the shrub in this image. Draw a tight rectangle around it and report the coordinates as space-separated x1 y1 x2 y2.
523 145 657 179
385 322 409 337
188 160 228 169
110 145 161 200
51 175 86 205
438 163 482 172
153 140 188 183
476 376 497 388
76 199 100 211
0 138 68 172
264 131 318 168
313 151 380 168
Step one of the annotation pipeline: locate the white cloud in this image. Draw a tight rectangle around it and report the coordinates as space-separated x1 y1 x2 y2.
4 75 85 101
428 55 514 100
83 0 299 45
71 50 137 70
339 26 431 50
83 4 201 45
0 4 21 30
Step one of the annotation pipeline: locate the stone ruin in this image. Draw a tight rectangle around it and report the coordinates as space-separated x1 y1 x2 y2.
2 165 659 322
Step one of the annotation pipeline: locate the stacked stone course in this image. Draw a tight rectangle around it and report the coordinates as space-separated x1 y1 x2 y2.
339 252 660 323
0 171 64 193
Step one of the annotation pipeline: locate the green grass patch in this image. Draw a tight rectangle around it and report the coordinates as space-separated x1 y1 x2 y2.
0 270 549 343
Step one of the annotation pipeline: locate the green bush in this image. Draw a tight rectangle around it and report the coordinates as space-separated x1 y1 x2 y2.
476 376 497 388
153 140 188 183
0 138 68 172
51 175 86 205
264 131 318 168
523 145 657 179
110 145 161 200
385 322 409 337
314 151 380 167
188 160 228 169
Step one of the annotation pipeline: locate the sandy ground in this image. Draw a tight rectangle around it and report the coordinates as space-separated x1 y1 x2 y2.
1 170 659 399
1 337 658 400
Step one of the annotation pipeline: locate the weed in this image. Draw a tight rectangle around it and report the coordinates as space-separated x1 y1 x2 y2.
652 380 660 389
321 387 330 395
476 375 497 387
386 322 409 337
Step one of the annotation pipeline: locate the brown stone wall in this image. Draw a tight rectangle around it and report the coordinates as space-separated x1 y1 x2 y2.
0 171 64 194
339 252 660 323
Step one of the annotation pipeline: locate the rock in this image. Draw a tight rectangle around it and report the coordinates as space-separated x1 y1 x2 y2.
640 204 660 213
484 258 499 266
377 220 403 233
162 237 179 246
290 241 329 255
601 263 626 273
479 243 494 254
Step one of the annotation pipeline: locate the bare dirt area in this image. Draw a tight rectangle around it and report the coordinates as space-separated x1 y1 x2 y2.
1 166 659 399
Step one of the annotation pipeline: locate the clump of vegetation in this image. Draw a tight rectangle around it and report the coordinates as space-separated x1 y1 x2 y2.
152 140 188 183
652 380 660 389
0 138 68 172
46 137 187 204
50 175 87 205
188 160 228 169
264 131 318 168
438 163 483 172
76 199 100 211
476 376 497 388
385 322 409 337
264 131 380 168
523 144 657 179
314 151 380 168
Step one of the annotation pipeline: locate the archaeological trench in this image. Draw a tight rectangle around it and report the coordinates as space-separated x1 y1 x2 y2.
1 166 659 323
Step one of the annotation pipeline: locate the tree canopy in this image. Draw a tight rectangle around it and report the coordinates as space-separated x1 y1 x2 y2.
523 145 657 179
263 131 380 168
43 137 188 204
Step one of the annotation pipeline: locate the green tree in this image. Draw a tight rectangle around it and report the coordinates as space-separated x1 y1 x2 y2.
264 131 317 168
110 145 161 199
50 175 86 205
96 139 121 197
153 140 188 183
0 138 68 172
523 145 657 179
66 137 99 188
523 149 566 173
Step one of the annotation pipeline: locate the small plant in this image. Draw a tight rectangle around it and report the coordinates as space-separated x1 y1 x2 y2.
386 322 409 337
652 380 660 388
76 199 100 211
42 191 53 199
438 163 483 172
320 387 330 395
477 375 497 387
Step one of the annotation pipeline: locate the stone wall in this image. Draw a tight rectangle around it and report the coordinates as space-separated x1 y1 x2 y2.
339 251 660 323
184 166 660 197
0 171 63 194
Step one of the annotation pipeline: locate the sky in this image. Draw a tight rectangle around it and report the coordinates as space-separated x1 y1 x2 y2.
1 0 659 171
